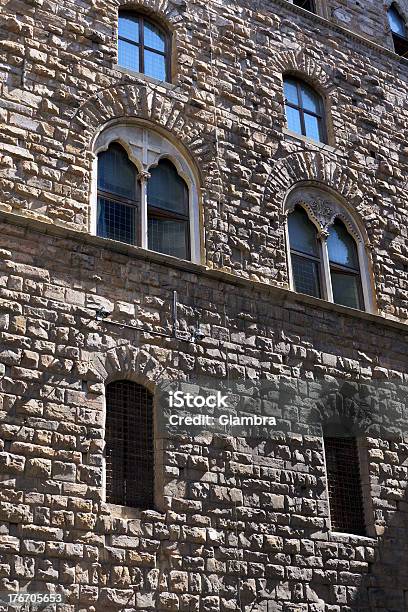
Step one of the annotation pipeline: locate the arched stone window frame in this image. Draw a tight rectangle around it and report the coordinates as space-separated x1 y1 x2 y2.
90 120 202 264
284 184 376 314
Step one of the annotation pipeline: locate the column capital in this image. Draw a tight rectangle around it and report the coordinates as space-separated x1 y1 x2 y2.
138 170 151 182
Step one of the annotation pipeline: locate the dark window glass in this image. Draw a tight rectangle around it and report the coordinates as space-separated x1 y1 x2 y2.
284 77 325 143
148 218 189 259
97 143 139 246
105 381 154 509
324 437 366 536
98 143 136 200
288 207 320 256
331 272 362 310
147 159 190 259
327 220 359 269
328 220 364 310
148 159 189 215
288 207 321 298
118 11 170 81
293 0 316 12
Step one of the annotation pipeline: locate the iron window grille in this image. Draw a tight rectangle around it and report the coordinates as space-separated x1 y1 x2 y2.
324 437 366 536
105 380 154 509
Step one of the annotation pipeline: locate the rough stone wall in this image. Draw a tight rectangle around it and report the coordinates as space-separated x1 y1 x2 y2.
0 219 408 610
1 0 408 317
1 0 408 611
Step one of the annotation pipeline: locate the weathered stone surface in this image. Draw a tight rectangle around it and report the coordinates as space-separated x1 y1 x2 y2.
0 0 407 611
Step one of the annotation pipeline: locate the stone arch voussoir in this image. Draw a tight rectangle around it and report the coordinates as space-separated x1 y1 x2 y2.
272 49 336 96
84 345 166 393
67 82 212 178
263 150 370 222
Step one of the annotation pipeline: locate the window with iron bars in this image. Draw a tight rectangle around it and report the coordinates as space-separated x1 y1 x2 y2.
324 437 366 536
105 380 154 509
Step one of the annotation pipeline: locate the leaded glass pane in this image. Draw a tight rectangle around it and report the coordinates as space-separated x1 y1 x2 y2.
97 197 137 245
388 6 405 36
118 39 139 72
288 207 319 256
144 50 166 81
331 271 362 309
147 160 189 214
98 144 136 199
119 13 139 42
291 254 321 298
148 217 189 259
284 78 299 105
327 220 359 269
304 113 321 142
144 21 165 51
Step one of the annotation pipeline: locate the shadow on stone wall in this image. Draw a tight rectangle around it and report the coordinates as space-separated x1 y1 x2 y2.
352 486 408 611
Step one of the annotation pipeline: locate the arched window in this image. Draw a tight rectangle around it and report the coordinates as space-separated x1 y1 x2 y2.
387 4 408 56
292 0 316 12
105 380 154 509
286 195 372 312
327 220 363 310
288 206 322 299
147 159 190 260
97 143 139 245
94 124 199 262
283 76 326 143
118 10 170 81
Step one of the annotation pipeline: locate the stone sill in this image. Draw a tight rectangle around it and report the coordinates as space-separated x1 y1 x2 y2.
276 0 406 65
112 65 177 91
1 208 408 333
282 128 340 155
329 531 378 545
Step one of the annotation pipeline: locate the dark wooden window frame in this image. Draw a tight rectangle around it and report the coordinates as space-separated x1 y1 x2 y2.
284 77 327 143
118 11 171 82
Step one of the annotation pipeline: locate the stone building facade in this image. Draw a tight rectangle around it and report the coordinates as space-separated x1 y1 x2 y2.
1 0 408 610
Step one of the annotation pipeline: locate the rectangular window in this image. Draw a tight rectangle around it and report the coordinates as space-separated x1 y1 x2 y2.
324 437 366 536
